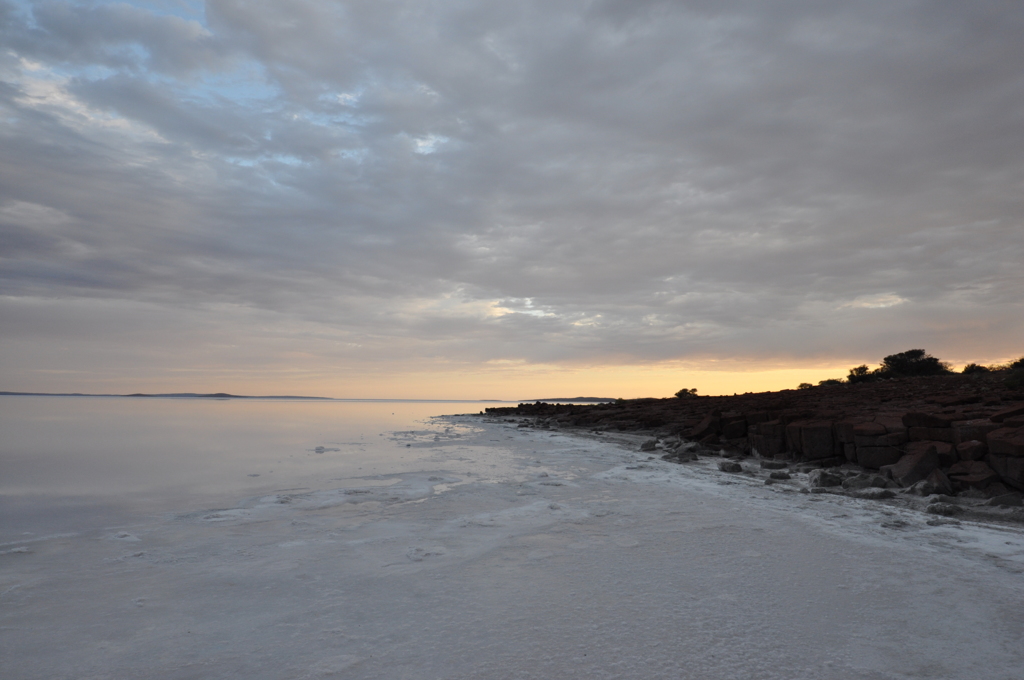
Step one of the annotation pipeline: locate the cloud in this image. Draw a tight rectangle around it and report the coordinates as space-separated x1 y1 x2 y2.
2 0 1023 392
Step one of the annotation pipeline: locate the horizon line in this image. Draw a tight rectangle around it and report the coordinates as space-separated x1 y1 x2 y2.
0 391 616 403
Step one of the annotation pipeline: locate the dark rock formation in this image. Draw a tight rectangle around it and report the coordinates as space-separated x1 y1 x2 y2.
485 371 1024 494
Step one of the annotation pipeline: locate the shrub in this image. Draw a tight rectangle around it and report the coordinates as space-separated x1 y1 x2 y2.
1005 357 1024 389
880 349 951 377
962 363 990 374
797 382 814 389
818 378 844 386
847 365 876 383
674 388 698 398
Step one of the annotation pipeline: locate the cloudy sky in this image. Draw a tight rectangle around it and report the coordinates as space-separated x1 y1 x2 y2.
2 0 1023 398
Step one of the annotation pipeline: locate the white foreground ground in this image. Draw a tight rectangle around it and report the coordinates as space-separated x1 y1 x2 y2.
3 416 1024 680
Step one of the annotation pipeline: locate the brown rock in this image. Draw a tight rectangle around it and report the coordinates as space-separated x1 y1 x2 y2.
956 440 987 461
854 431 907 447
926 502 963 516
857 446 904 470
834 421 857 444
987 426 1024 457
880 444 939 487
908 427 955 443
926 468 954 496
852 422 887 437
902 412 955 428
948 460 1000 488
749 419 786 458
759 459 789 470
785 420 809 455
986 455 1024 491
952 419 999 446
717 460 742 473
755 419 786 437
933 441 957 467
800 421 836 460
986 492 1023 507
721 418 747 439
749 433 783 458
746 411 773 426
808 469 843 487
842 442 857 462
990 405 1024 423
690 412 720 439
876 417 907 434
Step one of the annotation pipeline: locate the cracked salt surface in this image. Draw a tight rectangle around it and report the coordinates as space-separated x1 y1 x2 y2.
3 408 1024 679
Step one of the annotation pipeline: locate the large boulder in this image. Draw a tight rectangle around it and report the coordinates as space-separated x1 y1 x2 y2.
720 412 748 439
718 460 743 473
956 440 987 461
986 455 1024 491
748 420 785 458
906 469 954 496
690 412 721 440
879 443 939 487
952 419 999 446
786 420 811 456
834 420 858 444
986 426 1024 457
933 441 957 467
926 469 954 496
990 405 1024 423
857 446 904 469
800 421 836 460
852 422 887 438
948 460 1000 488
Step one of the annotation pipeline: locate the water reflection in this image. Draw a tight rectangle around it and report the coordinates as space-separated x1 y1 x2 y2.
0 396 490 538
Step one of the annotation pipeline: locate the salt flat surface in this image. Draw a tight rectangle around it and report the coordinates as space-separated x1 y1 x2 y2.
3 415 1024 679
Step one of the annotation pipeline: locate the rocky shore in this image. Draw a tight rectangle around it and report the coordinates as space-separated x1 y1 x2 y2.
483 372 1024 516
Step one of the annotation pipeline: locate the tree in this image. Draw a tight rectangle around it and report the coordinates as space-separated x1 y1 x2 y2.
846 364 875 383
879 349 950 377
674 388 698 398
797 382 814 389
1005 356 1024 389
962 363 990 374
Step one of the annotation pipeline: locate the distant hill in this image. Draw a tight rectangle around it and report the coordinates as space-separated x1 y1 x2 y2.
0 391 332 400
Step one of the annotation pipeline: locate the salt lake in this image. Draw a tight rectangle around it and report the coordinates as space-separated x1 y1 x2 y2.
2 396 1023 679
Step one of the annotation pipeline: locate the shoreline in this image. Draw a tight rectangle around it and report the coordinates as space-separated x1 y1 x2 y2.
479 371 1024 520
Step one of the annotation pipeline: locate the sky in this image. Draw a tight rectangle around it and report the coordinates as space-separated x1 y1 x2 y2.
1 0 1023 399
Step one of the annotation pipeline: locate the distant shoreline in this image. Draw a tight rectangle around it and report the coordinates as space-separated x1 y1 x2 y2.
0 391 611 404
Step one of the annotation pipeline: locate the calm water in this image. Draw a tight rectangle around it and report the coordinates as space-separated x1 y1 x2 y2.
0 396 497 540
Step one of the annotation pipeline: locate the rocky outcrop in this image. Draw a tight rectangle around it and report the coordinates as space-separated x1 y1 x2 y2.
485 372 1024 495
